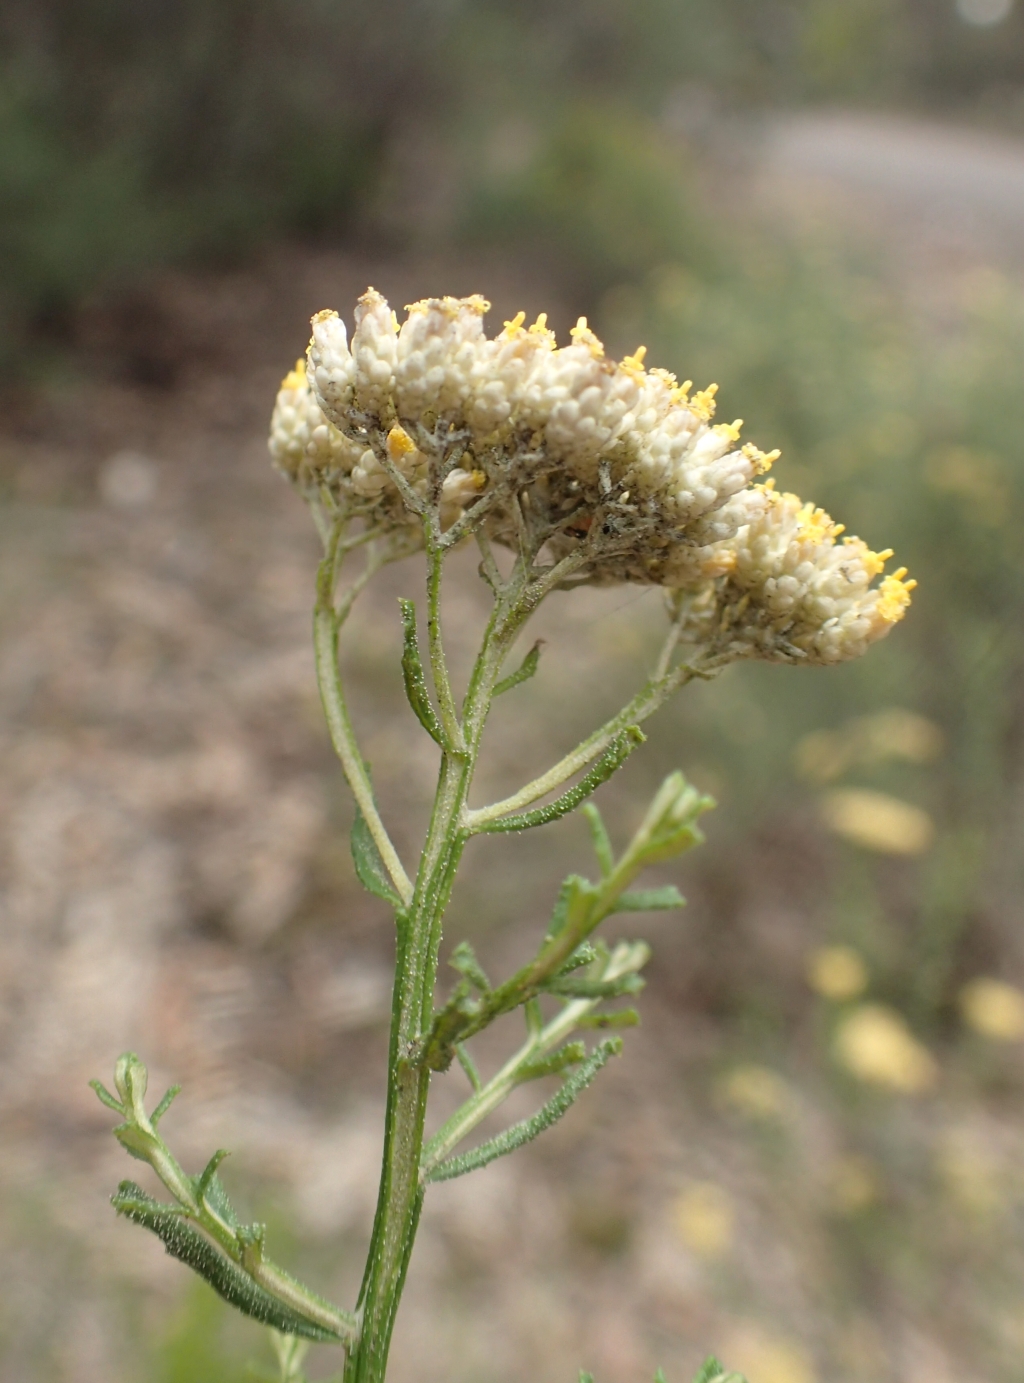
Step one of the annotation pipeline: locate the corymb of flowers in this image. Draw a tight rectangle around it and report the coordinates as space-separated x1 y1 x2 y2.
270 288 913 666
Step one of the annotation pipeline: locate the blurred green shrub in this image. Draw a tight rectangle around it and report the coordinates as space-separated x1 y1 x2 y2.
461 103 714 299
4 0 1024 369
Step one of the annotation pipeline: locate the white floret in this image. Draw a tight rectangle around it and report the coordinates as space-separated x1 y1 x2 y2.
352 288 398 413
394 296 489 420
307 310 355 427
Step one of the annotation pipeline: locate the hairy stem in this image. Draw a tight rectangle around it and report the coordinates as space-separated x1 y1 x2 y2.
346 555 533 1383
314 529 413 907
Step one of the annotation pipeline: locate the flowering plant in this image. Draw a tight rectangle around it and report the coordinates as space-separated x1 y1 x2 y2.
93 290 913 1383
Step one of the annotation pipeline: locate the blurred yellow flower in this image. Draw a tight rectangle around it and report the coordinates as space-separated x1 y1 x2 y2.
807 945 868 1001
717 1063 790 1120
672 1182 735 1258
724 1327 817 1383
820 788 934 855
834 1004 938 1093
828 1153 881 1215
796 709 942 784
960 977 1024 1041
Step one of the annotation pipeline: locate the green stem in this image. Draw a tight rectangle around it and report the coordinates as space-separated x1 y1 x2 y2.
346 559 532 1383
313 537 413 907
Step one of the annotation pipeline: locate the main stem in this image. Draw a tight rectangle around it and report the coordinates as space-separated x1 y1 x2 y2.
345 554 529 1383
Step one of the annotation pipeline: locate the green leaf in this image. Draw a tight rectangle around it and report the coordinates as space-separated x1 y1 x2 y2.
111 1183 344 1342
543 972 644 1000
693 1358 746 1383
425 1039 623 1182
576 1009 640 1029
89 1079 124 1114
351 803 402 907
494 640 543 696
556 942 599 975
455 1043 482 1092
611 886 685 913
150 1084 181 1128
515 1040 586 1083
195 1150 231 1208
449 941 491 994
581 802 614 877
476 728 644 835
398 598 444 745
546 875 598 939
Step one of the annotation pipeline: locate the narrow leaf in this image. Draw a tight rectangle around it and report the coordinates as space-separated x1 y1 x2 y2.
90 1079 124 1115
576 1009 640 1029
515 1041 586 1083
693 1358 746 1383
546 876 597 939
111 1183 343 1341
449 941 491 994
150 1084 181 1128
399 598 444 745
455 1043 482 1092
543 973 644 1000
351 804 402 907
196 1149 230 1204
425 1038 623 1182
579 1373 595 1383
556 942 599 976
611 886 686 914
476 728 645 835
582 802 614 877
494 640 543 696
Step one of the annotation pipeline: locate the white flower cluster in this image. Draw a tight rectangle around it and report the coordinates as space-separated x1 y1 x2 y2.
269 288 914 664
680 483 916 664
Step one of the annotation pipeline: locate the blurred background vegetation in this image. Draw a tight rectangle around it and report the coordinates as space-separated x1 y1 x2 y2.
4 2 1024 1381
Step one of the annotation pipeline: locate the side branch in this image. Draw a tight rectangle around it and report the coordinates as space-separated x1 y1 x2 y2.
314 601 413 907
464 658 711 831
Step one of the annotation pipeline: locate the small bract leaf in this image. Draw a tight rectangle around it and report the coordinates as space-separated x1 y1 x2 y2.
352 803 402 907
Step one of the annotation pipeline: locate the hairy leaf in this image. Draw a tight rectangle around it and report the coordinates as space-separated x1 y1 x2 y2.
611 885 685 913
425 1039 622 1182
398 598 444 745
494 640 543 696
351 804 402 907
111 1183 344 1341
476 728 644 835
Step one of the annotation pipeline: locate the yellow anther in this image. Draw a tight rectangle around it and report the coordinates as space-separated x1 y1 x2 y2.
503 311 526 335
570 316 605 356
716 418 744 442
690 383 719 420
621 344 648 373
386 425 418 461
282 359 306 391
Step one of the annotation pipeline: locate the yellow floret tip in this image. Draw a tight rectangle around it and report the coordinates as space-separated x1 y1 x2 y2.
502 311 526 335
386 425 418 461
570 317 605 357
715 418 744 443
690 383 718 421
282 359 307 392
877 571 915 623
621 345 648 376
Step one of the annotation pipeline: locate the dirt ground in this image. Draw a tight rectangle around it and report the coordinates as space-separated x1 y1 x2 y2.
4 117 1024 1383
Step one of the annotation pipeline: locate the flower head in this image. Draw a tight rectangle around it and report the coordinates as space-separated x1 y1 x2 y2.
269 290 913 666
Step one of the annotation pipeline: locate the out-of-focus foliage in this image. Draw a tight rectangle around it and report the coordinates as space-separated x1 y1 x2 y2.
4 0 1024 366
